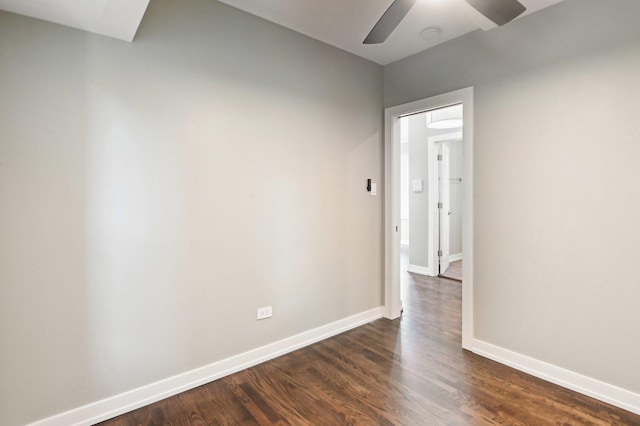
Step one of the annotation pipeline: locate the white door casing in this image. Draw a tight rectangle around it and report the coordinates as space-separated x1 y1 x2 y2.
384 87 474 350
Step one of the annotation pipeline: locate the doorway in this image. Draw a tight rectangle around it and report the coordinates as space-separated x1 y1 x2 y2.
398 106 463 287
384 87 474 349
436 131 463 282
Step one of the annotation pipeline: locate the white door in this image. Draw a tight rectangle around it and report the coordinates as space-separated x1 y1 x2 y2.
438 143 451 274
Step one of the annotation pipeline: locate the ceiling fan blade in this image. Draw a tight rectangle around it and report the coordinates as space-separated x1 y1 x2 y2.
363 0 418 45
465 0 526 26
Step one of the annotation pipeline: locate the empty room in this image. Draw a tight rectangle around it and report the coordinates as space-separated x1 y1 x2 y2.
1 0 639 424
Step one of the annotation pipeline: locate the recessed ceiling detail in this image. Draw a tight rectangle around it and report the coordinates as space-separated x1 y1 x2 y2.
420 27 441 41
218 0 566 65
0 0 150 42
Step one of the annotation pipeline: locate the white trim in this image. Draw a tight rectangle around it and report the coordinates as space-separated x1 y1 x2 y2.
407 264 435 276
384 102 403 320
472 339 640 415
449 253 463 262
427 135 438 278
400 240 409 247
384 87 474 349
27 307 384 426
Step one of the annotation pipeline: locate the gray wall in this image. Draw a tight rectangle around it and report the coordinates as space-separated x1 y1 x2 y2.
400 138 410 245
407 114 430 268
0 1 383 424
384 0 640 393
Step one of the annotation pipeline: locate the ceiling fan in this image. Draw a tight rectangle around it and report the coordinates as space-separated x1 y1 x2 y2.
363 0 526 44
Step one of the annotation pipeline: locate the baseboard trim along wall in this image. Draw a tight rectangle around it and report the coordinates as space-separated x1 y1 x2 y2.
472 339 640 415
28 307 385 426
407 264 433 276
449 253 462 262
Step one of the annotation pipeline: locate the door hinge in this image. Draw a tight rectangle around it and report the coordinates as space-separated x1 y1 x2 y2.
437 202 443 209
437 154 442 161
438 250 443 257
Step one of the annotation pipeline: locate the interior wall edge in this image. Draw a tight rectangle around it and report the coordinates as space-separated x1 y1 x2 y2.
471 339 640 416
26 307 384 426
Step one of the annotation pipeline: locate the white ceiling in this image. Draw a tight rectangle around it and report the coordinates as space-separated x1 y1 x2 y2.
0 0 563 61
0 0 150 42
218 0 565 65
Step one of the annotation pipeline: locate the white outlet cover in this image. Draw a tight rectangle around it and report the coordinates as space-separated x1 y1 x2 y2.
257 306 272 320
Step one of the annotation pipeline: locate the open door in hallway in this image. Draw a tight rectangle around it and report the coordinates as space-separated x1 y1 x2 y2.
438 138 463 282
438 142 451 275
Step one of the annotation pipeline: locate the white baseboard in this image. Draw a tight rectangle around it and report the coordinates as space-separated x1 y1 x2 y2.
407 264 435 276
28 307 385 426
449 253 462 262
472 339 640 415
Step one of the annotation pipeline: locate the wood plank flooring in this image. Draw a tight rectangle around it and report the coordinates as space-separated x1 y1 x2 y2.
100 264 640 425
440 260 462 282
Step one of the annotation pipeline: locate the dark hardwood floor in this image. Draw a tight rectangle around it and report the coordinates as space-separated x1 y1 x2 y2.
100 258 640 425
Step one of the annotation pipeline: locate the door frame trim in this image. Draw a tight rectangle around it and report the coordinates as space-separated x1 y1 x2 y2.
383 87 474 349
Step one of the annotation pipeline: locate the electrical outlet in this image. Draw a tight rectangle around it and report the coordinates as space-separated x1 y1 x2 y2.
257 306 272 320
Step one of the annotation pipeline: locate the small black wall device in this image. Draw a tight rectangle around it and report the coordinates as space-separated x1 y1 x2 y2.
366 178 372 192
